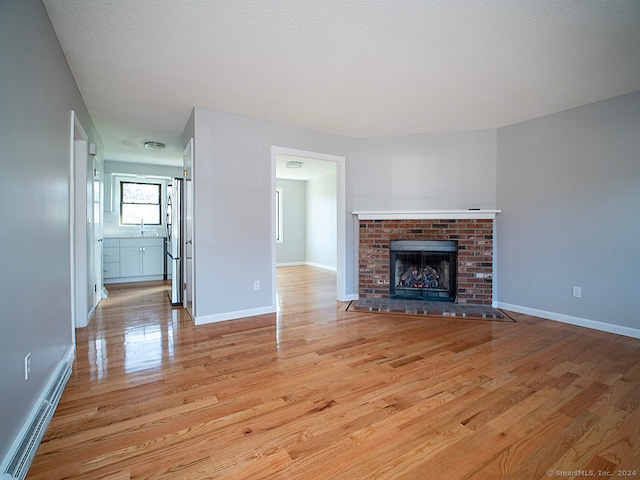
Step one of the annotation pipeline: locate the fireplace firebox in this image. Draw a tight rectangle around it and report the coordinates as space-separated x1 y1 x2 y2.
389 239 457 302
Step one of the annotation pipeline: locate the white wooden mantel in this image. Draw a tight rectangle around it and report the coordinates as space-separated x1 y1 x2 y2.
353 209 501 220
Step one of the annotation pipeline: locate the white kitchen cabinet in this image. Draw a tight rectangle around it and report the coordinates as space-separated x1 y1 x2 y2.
119 245 142 277
142 244 164 276
102 239 120 279
119 238 165 278
104 237 165 283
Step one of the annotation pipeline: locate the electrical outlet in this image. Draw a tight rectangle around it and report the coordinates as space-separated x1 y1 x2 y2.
24 353 31 381
254 281 260 291
572 286 582 298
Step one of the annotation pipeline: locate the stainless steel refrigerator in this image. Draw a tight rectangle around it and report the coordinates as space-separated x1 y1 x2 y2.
166 178 183 305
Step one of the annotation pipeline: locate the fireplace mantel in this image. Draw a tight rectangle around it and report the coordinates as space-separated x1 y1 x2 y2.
354 209 501 220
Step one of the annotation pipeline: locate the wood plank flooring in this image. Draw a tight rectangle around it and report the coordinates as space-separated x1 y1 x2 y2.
28 266 640 479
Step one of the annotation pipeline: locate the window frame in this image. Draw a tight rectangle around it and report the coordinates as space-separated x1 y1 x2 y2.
119 180 162 226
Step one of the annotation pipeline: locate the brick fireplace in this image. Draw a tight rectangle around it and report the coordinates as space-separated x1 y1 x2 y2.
356 212 498 305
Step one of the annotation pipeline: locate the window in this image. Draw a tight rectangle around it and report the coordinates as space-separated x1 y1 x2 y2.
120 181 162 225
276 187 283 243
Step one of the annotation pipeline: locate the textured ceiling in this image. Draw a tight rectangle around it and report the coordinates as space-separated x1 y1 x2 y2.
43 0 640 167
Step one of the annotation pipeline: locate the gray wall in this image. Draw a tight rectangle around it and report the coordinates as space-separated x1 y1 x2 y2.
104 160 183 178
276 179 307 265
190 108 350 322
347 130 497 211
188 109 498 322
0 0 101 463
307 172 337 270
496 92 640 331
276 174 338 270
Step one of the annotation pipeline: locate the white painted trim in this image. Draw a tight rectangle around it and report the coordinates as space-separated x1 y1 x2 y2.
336 158 348 301
104 275 165 284
63 342 76 365
183 138 195 319
71 111 91 330
194 305 277 325
270 149 278 312
305 262 337 272
497 302 640 339
276 262 339 272
275 187 284 244
68 111 76 346
354 209 501 220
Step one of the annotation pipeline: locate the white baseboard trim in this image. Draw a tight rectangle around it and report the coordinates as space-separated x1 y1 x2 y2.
276 261 306 267
194 305 277 325
276 261 337 272
1 346 73 479
305 262 337 272
63 342 75 365
497 302 640 339
104 275 164 284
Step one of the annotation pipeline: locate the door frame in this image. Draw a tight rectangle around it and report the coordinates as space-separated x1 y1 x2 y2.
93 154 104 302
70 111 97 331
270 146 348 305
183 138 195 318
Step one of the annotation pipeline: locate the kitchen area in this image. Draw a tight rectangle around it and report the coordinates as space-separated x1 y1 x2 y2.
102 160 184 303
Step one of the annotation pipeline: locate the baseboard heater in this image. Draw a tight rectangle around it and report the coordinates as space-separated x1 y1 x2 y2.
2 362 72 480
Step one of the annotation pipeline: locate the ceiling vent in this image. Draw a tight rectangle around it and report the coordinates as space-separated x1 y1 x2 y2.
144 141 166 151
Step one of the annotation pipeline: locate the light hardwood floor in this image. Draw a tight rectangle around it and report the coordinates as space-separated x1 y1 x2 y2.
28 266 640 479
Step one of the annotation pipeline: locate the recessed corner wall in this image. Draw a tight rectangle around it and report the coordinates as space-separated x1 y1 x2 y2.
496 91 640 335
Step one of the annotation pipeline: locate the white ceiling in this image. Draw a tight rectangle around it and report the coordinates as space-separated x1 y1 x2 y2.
43 0 640 168
276 154 337 181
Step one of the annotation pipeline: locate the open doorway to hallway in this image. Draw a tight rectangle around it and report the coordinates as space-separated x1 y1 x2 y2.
271 147 347 305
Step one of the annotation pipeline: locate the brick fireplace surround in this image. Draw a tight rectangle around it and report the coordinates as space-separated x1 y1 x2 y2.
356 213 498 305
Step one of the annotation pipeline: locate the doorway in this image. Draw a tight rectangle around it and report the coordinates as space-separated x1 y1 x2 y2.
70 111 101 331
270 146 347 307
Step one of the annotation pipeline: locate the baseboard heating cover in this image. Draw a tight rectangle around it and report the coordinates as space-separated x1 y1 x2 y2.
2 361 72 480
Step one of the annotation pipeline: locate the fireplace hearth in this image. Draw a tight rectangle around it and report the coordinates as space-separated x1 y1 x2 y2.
390 240 457 302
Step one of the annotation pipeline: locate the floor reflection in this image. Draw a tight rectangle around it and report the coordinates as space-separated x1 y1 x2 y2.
89 335 106 381
85 281 185 380
123 325 163 373
84 270 338 381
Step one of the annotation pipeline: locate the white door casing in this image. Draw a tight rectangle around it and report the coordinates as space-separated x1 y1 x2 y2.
183 138 195 319
270 146 348 306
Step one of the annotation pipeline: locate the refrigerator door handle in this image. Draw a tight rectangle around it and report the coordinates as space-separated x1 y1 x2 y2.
166 194 172 239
